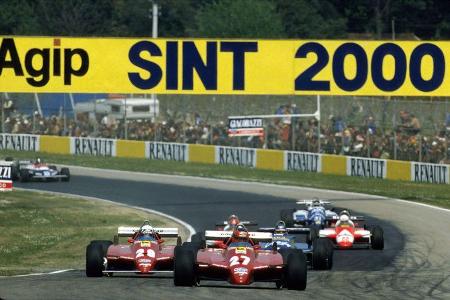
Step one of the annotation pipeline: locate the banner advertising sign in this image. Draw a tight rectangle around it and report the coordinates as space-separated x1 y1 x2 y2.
215 146 256 168
411 162 449 184
0 134 39 151
70 137 116 156
228 117 264 137
284 151 321 172
346 157 387 179
0 165 13 191
145 142 189 162
0 37 448 96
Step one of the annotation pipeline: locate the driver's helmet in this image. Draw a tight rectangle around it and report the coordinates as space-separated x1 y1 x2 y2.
228 214 240 227
140 224 154 236
274 221 287 235
312 199 321 207
35 158 41 164
338 214 350 226
339 210 350 217
232 223 249 242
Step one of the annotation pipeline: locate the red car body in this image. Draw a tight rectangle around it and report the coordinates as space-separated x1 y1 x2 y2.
86 225 180 276
319 224 371 249
178 230 307 289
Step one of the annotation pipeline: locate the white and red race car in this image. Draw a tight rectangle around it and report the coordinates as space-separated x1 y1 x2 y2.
318 212 384 250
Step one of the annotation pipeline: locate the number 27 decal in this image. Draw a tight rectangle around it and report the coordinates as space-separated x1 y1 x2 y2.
229 255 250 266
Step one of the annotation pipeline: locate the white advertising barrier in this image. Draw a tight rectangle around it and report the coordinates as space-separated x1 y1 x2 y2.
70 137 116 157
411 162 449 184
215 146 256 168
0 134 40 152
284 151 321 173
145 142 189 162
347 156 387 179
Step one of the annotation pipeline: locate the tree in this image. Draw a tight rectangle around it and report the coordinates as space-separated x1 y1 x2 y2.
189 0 285 38
277 0 347 38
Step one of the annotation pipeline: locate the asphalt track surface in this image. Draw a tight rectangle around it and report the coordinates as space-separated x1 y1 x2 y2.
1 166 450 300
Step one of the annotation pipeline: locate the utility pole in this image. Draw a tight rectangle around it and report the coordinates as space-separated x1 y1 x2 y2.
151 1 159 141
391 17 396 40
1 93 6 133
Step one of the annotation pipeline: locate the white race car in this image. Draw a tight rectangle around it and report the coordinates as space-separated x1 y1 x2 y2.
16 159 70 182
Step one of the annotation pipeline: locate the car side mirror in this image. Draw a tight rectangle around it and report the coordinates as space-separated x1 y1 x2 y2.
127 238 134 243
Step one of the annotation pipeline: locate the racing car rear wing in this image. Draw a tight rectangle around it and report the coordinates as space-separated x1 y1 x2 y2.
215 221 258 227
258 227 311 234
205 230 273 242
296 200 331 205
118 227 179 237
327 215 365 221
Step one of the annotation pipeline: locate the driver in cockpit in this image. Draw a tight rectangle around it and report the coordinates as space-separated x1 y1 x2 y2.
135 224 157 241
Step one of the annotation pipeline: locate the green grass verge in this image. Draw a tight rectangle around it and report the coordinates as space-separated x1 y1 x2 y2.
0 190 183 276
1 150 449 209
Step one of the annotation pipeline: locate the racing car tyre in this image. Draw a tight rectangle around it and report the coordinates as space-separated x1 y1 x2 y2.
174 246 196 286
60 168 70 182
10 166 18 181
86 240 112 277
306 227 319 245
5 157 14 161
312 238 333 270
182 241 205 251
285 251 307 290
280 209 295 227
19 169 30 182
371 226 384 250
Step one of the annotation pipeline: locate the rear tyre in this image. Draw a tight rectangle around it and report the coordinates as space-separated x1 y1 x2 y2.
312 238 333 270
285 251 307 290
19 169 29 182
371 226 384 250
10 165 18 181
306 226 319 245
174 246 196 286
60 168 70 182
280 209 296 227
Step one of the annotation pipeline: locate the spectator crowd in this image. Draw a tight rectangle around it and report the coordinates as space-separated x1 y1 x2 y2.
2 105 449 165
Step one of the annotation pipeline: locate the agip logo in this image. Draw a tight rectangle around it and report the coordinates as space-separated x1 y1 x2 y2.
0 38 89 87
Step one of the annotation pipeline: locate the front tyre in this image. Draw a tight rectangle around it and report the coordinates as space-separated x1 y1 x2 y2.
280 209 295 227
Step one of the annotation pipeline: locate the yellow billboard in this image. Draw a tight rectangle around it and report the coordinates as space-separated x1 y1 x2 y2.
0 36 448 96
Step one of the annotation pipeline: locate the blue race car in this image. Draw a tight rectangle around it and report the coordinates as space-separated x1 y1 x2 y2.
280 199 338 229
259 221 333 270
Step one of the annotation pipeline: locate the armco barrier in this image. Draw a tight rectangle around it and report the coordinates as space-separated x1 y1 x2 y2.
1 134 448 185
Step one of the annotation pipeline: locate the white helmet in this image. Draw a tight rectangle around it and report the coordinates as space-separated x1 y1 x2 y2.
339 214 350 222
141 224 154 235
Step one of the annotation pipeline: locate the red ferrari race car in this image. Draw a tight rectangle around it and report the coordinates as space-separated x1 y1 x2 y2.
318 211 384 250
86 221 181 277
174 224 307 290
